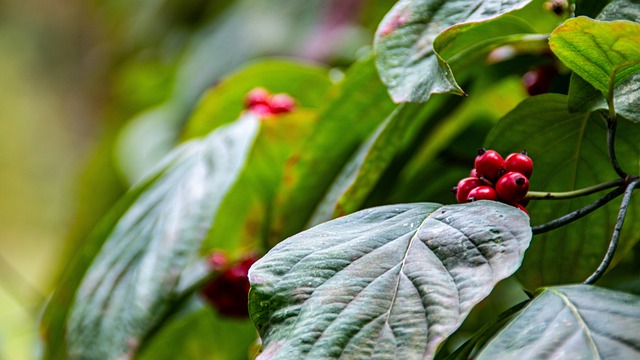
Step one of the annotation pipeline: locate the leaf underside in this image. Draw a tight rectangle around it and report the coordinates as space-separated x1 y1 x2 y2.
249 201 531 359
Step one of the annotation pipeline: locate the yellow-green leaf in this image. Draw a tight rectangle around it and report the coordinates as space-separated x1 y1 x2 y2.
550 17 640 98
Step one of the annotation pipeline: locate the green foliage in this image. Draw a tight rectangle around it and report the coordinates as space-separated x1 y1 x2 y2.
44 0 640 359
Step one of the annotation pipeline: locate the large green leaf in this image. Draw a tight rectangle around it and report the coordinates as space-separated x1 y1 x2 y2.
181 60 331 140
485 94 640 287
475 285 640 359
550 17 640 99
249 201 532 359
269 54 397 243
567 0 640 123
374 0 534 102
66 115 260 359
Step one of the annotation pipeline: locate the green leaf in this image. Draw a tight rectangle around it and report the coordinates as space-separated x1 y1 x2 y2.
249 201 532 359
475 285 640 359
203 110 318 255
269 54 396 243
66 115 260 359
374 0 534 102
307 103 434 226
568 72 640 123
550 16 640 99
181 60 331 139
567 0 640 123
138 303 257 360
484 94 640 287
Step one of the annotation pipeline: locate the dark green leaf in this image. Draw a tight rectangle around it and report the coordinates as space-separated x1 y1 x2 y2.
484 94 640 287
269 54 396 243
374 0 534 102
550 17 640 99
475 285 640 359
66 115 260 359
249 201 531 359
308 103 431 226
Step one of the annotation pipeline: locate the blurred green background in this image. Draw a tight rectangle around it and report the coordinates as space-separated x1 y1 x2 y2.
0 1 395 358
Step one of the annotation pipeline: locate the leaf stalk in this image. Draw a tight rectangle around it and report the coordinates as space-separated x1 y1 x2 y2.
526 179 625 200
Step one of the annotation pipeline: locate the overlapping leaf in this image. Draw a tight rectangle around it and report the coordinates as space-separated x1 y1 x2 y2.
567 0 640 123
66 115 260 359
374 0 536 102
269 54 397 243
249 201 531 359
550 16 640 99
475 285 640 359
485 94 640 287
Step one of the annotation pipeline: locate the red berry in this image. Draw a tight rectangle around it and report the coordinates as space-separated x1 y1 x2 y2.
496 171 530 203
244 87 271 108
249 103 274 117
474 149 505 182
522 65 558 96
206 251 228 272
518 198 530 208
470 168 479 177
505 151 533 178
201 254 259 318
269 93 296 114
516 203 528 214
455 177 483 203
466 186 499 202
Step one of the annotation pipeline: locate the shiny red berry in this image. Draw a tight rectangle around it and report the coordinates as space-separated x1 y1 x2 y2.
496 171 530 203
475 149 505 182
522 65 558 96
466 186 499 202
244 87 270 108
201 254 258 318
516 203 528 214
269 93 296 114
455 177 483 203
505 151 533 178
470 168 479 177
249 103 274 117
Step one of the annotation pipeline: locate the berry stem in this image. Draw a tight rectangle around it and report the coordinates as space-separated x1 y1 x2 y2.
583 177 640 285
526 179 625 200
531 186 626 235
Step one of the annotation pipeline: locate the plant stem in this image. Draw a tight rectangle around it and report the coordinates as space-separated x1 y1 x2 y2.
526 179 625 200
606 116 628 178
583 178 639 285
531 186 626 235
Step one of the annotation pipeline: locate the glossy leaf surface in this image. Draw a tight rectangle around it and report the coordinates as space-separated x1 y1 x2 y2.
66 115 260 359
476 285 640 359
249 201 531 359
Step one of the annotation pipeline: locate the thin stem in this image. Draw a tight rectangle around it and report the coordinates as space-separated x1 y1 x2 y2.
606 116 628 178
532 186 626 235
583 178 639 285
526 179 625 200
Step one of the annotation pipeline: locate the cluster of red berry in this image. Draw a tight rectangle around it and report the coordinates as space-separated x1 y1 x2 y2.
453 149 533 213
244 87 296 117
200 252 258 318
